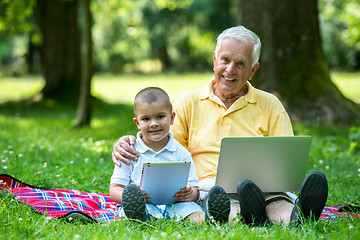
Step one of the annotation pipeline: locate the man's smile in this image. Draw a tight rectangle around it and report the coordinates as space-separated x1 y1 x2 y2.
223 76 236 81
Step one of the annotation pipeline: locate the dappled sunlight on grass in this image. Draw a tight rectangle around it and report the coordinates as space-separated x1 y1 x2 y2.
0 76 44 103
0 72 358 105
92 73 213 104
331 72 360 103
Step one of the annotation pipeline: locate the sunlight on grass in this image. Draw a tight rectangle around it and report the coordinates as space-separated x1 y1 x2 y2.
0 76 43 103
0 72 358 104
331 72 360 103
91 73 213 104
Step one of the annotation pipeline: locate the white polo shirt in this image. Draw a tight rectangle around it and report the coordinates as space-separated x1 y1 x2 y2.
110 131 199 187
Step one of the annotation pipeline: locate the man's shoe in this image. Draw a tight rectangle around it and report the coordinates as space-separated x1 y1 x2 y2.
205 185 230 224
237 179 271 226
290 171 328 226
122 184 148 221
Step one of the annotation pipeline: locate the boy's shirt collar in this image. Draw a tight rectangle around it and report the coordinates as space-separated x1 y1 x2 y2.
134 131 177 154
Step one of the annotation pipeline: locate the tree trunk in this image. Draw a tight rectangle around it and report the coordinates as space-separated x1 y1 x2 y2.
239 0 360 124
74 0 92 127
35 0 81 102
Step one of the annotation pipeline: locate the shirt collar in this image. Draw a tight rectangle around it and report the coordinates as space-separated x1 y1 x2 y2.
135 131 177 153
199 79 257 104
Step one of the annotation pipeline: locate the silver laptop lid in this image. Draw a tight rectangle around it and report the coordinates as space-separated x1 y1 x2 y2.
215 136 311 193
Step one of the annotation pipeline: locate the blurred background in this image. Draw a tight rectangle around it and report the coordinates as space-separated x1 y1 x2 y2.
0 0 359 126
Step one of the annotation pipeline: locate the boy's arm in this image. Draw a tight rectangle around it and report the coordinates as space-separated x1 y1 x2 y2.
174 186 199 203
110 183 151 203
109 183 125 204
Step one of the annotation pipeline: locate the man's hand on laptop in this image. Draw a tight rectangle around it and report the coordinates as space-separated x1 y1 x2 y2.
112 135 139 167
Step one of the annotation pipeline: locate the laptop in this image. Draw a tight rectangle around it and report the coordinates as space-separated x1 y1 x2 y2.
215 136 311 193
140 161 190 205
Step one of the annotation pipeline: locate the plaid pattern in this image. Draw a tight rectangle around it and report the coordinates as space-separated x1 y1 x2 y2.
1 174 359 222
1 174 119 222
321 205 360 221
9 187 119 222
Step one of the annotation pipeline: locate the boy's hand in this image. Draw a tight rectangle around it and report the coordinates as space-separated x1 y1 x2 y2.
143 191 151 202
174 186 195 202
137 184 151 202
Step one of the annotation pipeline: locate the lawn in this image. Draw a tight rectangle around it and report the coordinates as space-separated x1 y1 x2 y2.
0 73 359 239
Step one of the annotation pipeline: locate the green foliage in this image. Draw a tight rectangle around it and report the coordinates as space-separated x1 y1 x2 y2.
90 0 233 73
0 0 36 36
319 0 360 70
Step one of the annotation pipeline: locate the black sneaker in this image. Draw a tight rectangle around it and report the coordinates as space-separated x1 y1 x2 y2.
205 185 230 224
237 179 271 226
122 184 147 221
290 171 328 226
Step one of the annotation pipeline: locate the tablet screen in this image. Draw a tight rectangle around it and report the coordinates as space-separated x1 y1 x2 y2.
140 162 190 205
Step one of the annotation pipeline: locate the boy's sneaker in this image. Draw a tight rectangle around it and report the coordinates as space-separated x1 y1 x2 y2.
122 184 148 221
205 185 230 224
290 171 328 226
237 179 272 226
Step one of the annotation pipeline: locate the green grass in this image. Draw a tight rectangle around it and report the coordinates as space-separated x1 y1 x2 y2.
1 73 360 239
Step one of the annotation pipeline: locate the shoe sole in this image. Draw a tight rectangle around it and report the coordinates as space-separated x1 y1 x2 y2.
294 171 328 222
207 186 230 224
122 184 147 221
237 179 270 226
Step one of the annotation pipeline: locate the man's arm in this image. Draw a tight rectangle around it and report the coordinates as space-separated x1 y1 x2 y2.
112 135 139 167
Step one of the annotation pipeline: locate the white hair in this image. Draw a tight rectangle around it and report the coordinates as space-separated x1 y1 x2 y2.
215 26 261 67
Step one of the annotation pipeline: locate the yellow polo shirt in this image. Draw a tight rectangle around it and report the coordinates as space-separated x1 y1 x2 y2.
171 79 294 181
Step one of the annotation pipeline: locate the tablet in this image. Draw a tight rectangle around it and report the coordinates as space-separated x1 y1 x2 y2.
140 162 190 205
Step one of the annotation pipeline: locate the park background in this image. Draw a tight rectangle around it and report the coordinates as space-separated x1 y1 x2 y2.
1 0 360 239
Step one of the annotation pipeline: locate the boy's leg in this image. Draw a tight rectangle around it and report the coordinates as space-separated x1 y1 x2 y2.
122 184 148 221
165 201 204 223
187 211 205 225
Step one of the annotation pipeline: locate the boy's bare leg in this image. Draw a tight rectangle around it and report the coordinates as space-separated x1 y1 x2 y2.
265 197 293 224
187 212 205 225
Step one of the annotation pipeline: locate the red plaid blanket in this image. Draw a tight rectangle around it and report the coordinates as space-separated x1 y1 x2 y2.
1 174 119 223
1 174 359 223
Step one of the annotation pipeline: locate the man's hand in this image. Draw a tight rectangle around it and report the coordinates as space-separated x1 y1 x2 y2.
174 186 199 202
112 135 139 167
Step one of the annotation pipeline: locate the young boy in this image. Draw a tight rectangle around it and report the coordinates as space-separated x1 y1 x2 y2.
109 87 204 224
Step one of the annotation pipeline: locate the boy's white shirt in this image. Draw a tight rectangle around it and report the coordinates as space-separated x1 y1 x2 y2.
110 131 199 187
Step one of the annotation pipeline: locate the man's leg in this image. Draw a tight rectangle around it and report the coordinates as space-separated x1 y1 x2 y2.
237 179 271 225
266 197 294 224
229 202 242 225
205 185 231 224
290 171 328 226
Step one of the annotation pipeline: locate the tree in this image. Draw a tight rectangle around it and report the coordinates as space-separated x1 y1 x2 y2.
239 0 360 124
35 0 81 102
74 0 93 127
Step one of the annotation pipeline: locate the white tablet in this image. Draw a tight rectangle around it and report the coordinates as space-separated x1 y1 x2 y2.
140 162 190 205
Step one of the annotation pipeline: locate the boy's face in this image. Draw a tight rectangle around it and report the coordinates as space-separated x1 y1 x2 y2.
133 100 175 145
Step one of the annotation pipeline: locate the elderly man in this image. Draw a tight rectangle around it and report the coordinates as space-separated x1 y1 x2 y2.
112 26 328 226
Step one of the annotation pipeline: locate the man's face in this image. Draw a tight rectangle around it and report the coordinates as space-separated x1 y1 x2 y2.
213 38 259 98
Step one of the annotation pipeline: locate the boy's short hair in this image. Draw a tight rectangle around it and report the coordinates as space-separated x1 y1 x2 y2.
134 87 172 114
